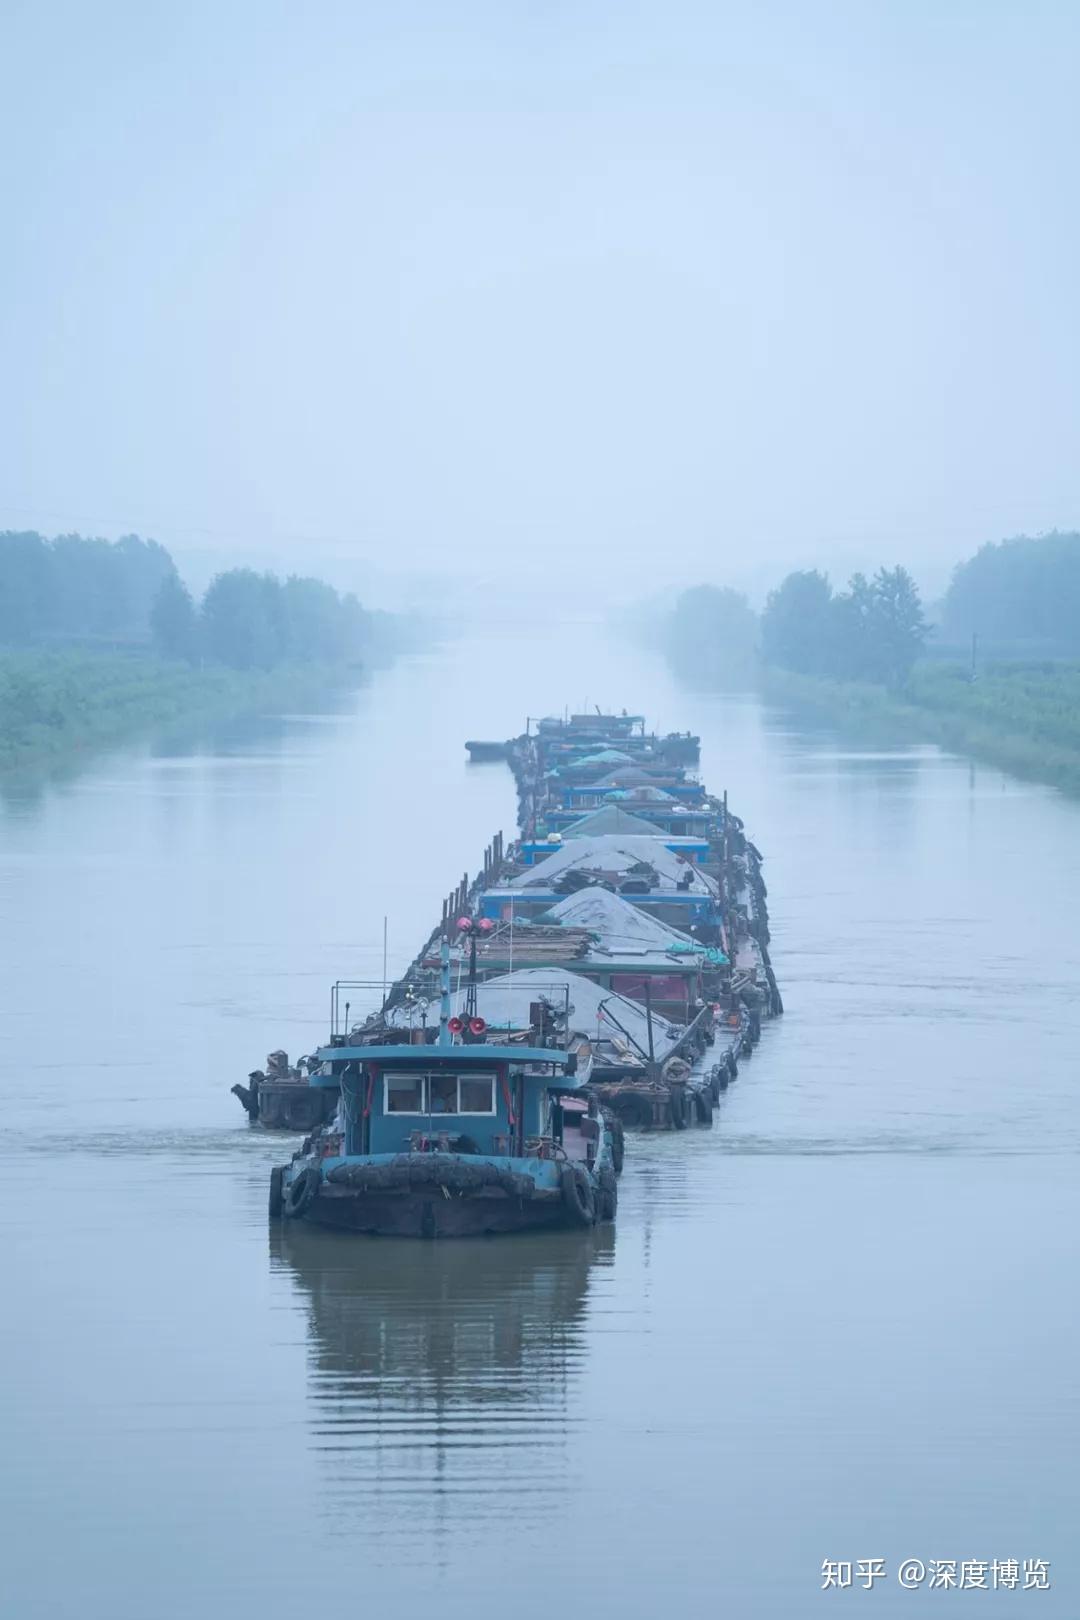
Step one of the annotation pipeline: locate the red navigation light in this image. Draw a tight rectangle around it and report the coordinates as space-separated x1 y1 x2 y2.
469 1017 487 1036
455 916 473 931
447 1016 465 1034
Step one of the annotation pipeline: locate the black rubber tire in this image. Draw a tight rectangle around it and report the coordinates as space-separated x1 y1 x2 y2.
693 1089 713 1125
560 1164 596 1227
616 1094 653 1130
726 1052 739 1082
668 1088 687 1130
609 1119 625 1174
283 1165 320 1219
597 1167 618 1221
268 1165 284 1219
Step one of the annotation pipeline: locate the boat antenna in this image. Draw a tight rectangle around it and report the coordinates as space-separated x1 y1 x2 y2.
381 915 388 1009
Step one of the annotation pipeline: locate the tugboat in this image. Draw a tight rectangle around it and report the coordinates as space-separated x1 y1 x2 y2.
232 1050 337 1131
270 935 618 1238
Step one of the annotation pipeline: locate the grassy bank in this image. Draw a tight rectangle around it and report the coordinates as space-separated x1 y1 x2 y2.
0 650 353 773
759 660 1080 793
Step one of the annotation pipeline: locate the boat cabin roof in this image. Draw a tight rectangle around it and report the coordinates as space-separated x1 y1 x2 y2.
314 1044 573 1069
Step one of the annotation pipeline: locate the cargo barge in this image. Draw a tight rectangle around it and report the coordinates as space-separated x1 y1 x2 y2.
243 708 780 1236
463 709 782 1126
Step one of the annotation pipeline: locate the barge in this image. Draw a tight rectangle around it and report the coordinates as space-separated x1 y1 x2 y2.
478 708 782 1125
232 1050 336 1131
239 705 780 1235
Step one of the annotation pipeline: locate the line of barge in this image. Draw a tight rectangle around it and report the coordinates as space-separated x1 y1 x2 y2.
241 708 782 1237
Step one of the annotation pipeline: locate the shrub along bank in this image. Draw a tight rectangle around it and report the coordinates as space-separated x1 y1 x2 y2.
0 651 349 773
759 661 1080 793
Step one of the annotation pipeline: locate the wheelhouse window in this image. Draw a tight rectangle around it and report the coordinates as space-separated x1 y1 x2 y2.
428 1073 458 1115
385 1073 424 1113
382 1071 497 1116
458 1074 496 1114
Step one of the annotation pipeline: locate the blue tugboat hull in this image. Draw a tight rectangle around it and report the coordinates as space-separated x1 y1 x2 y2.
297 1187 577 1237
278 1151 610 1238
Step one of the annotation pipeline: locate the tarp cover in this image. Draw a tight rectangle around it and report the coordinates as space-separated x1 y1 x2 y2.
543 887 695 954
383 967 685 1062
603 785 679 803
507 835 718 896
560 804 666 837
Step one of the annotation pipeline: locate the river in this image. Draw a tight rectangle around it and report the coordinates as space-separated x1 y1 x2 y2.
2 621 1077 1617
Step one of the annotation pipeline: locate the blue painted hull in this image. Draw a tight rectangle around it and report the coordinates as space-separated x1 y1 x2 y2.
278 1151 610 1238
296 1186 580 1237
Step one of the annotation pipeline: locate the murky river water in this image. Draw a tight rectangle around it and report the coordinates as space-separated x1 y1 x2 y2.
2 622 1077 1617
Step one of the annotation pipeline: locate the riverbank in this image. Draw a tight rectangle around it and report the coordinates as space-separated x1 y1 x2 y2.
0 650 356 773
760 660 1080 792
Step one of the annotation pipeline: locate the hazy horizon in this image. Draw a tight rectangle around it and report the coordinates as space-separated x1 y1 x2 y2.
3 2 1079 609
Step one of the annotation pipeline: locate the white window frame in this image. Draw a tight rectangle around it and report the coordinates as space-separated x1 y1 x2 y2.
382 1071 498 1117
454 1072 498 1116
383 1072 428 1115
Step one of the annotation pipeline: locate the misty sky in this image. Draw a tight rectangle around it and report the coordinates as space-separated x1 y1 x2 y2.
2 1 1078 604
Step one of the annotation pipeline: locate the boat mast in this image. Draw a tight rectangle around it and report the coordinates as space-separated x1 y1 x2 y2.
439 936 451 1046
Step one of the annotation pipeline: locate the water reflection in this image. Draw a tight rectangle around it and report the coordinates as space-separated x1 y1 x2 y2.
271 1224 613 1541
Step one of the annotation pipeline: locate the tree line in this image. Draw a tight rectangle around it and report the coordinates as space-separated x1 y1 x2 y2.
1 531 379 671
153 568 371 668
0 531 176 646
940 530 1080 653
760 566 926 686
666 531 1080 690
665 565 927 688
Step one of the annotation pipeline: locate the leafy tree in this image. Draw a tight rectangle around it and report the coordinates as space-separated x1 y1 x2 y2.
338 593 370 666
943 531 1080 652
0 530 178 645
151 575 200 662
760 570 835 675
0 531 382 674
0 533 53 643
760 564 926 685
868 565 926 687
830 572 877 679
200 569 284 670
279 574 355 662
50 534 129 638
113 535 178 635
665 586 759 683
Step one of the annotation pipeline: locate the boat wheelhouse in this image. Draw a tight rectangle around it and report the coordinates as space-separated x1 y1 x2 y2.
271 960 620 1238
